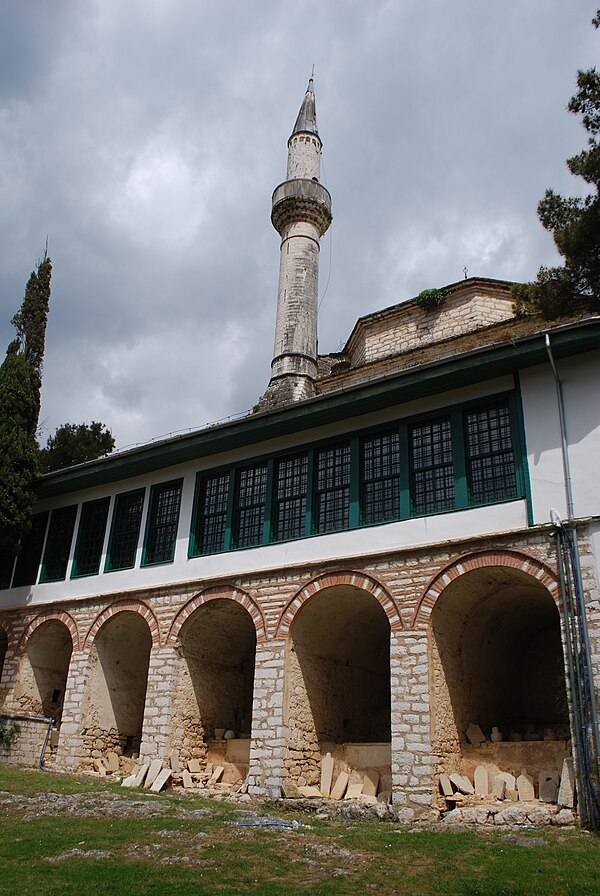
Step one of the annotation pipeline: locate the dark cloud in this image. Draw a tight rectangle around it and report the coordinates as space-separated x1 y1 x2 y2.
1 0 597 448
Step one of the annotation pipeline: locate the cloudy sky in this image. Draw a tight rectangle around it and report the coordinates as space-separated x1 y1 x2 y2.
0 1 597 451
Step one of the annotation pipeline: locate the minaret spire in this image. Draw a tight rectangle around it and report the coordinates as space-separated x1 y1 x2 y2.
261 79 332 407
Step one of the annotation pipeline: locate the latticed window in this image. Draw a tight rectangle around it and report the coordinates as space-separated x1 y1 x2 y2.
72 498 110 577
274 453 308 541
409 417 455 515
40 505 77 582
194 472 230 554
12 512 49 587
233 464 268 548
315 442 351 533
465 403 517 504
360 431 400 524
106 490 144 571
143 480 182 565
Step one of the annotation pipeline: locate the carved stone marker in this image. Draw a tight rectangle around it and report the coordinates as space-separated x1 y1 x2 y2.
466 723 486 744
439 774 454 797
362 770 380 798
151 768 172 792
517 769 535 801
474 766 489 797
557 758 575 808
144 758 163 789
330 772 349 800
320 752 334 797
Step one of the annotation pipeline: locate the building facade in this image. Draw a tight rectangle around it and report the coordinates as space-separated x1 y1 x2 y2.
1 82 599 820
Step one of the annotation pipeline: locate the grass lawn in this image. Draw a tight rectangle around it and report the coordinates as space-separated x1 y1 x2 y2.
1 766 599 895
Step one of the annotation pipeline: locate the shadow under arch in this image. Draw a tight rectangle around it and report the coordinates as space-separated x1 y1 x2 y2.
170 597 257 771
428 556 569 767
15 618 73 723
284 579 392 786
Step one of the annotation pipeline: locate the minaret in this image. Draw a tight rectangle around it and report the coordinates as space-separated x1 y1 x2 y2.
265 79 332 405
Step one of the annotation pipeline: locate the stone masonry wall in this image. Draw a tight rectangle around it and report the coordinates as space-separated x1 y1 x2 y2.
1 523 597 818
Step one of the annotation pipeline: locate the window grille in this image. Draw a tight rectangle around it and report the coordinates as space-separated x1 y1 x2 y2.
11 512 49 587
143 480 182 565
409 418 455 515
315 442 351 533
465 404 517 504
360 431 400 524
72 498 110 577
195 472 229 554
274 453 308 541
233 464 268 548
106 490 144 571
40 506 77 583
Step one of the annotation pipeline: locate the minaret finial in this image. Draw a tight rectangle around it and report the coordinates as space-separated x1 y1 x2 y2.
291 76 318 138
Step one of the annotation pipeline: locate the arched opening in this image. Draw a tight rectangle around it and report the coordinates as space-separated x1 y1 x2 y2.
84 611 152 761
14 620 72 723
430 565 569 779
285 585 391 789
172 599 256 784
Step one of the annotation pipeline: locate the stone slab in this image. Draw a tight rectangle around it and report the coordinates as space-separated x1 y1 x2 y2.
466 723 486 745
362 770 379 798
282 781 302 799
121 773 138 788
209 765 224 785
345 781 364 800
497 771 516 791
474 766 489 797
517 770 535 802
133 763 150 787
449 772 474 795
170 750 180 773
151 768 172 793
506 789 519 802
320 752 334 798
188 758 203 774
557 758 575 808
144 759 163 789
182 769 194 789
539 779 558 803
439 774 454 797
491 776 506 800
330 772 349 800
359 794 378 804
298 785 322 799
106 751 120 773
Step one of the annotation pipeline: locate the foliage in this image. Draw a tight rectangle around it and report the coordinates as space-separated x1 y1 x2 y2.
11 255 52 377
0 716 19 749
0 341 42 555
38 421 115 473
416 287 444 310
515 11 600 318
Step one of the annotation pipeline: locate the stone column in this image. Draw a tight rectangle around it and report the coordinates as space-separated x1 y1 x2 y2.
55 650 90 770
390 629 437 821
139 645 180 763
247 639 287 798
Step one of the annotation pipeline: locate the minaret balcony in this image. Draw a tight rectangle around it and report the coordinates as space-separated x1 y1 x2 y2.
271 179 332 236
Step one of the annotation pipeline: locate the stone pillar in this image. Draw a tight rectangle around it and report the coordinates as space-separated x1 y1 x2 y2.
247 639 287 797
390 629 437 821
139 645 180 763
55 650 90 770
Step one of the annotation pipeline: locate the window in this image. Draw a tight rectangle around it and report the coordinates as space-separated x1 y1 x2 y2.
40 506 77 583
360 431 400 524
233 464 268 548
274 453 308 541
315 442 351 533
72 498 110 578
192 472 230 555
0 552 15 590
143 480 182 565
105 489 145 572
465 403 517 504
11 512 49 587
409 417 454 515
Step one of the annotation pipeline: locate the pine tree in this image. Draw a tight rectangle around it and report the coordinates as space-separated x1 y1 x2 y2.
39 421 115 473
0 255 52 556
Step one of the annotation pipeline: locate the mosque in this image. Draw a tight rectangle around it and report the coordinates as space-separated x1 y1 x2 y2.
1 81 599 820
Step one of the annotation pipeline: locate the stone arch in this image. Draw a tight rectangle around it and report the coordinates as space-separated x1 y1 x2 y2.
0 618 11 684
18 609 80 653
167 585 266 645
15 617 74 722
84 599 160 650
276 570 402 638
413 549 559 628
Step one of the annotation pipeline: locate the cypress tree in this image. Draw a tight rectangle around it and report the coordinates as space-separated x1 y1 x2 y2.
0 255 52 558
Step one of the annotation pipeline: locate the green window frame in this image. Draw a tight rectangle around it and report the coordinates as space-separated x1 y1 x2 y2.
105 489 145 572
142 479 182 566
40 506 77 583
188 392 527 556
232 463 268 548
71 497 110 578
11 511 49 587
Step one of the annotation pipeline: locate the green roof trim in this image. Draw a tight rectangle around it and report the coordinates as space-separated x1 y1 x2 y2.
36 319 600 500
